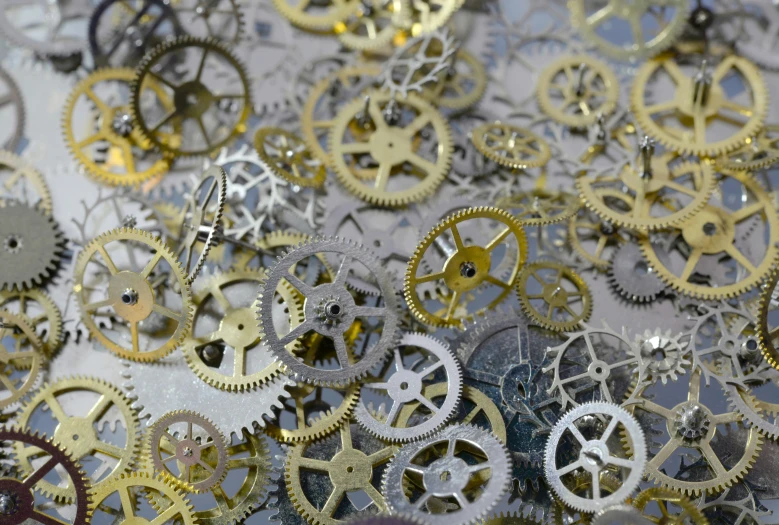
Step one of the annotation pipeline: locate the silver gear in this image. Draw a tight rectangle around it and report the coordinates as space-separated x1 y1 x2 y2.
381 424 512 525
607 243 666 303
355 332 463 442
0 65 23 151
267 457 306 525
544 402 647 514
379 27 458 97
0 0 92 57
634 328 691 385
724 361 779 440
696 486 772 524
257 237 402 387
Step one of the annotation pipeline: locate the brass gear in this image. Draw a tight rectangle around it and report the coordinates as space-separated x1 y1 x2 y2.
630 50 768 157
757 267 779 370
496 189 580 226
577 157 717 231
335 0 410 51
638 170 779 300
568 0 688 62
0 150 52 214
408 0 465 36
536 55 620 128
62 67 172 187
328 89 452 207
182 268 303 391
632 487 708 525
14 376 141 503
484 511 542 525
516 261 593 332
568 192 632 270
73 227 193 362
716 124 779 171
129 36 251 157
470 122 551 170
271 0 360 32
420 49 487 111
550 472 623 525
404 206 528 328
0 288 62 358
0 309 44 412
255 127 327 189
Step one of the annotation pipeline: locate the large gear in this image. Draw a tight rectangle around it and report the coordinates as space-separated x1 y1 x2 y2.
0 310 45 413
607 242 667 303
470 122 551 170
0 203 66 291
516 260 593 332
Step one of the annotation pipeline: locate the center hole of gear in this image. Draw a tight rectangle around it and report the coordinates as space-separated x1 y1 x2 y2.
400 382 408 390
460 262 477 278
439 471 451 481
703 222 717 236
346 466 354 473
121 289 138 305
634 261 648 275
326 302 341 317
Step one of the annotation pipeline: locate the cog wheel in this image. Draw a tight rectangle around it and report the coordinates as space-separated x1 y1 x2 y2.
0 203 66 292
717 124 779 172
550 473 625 525
407 0 465 36
328 89 453 207
405 206 528 328
496 189 580 226
0 310 44 413
470 122 551 170
271 0 360 32
173 0 245 43
536 55 619 128
0 151 51 214
129 35 252 157
379 28 458 97
696 485 771 524
0 0 91 57
568 0 689 61
62 67 173 188
634 328 691 385
632 487 708 524
335 0 410 51
484 510 543 525
592 504 651 525
14 376 141 503
607 242 667 303
0 426 92 525
420 49 487 111
0 288 63 358
630 49 768 157
73 227 193 362
0 66 24 152
568 194 632 270
516 261 593 332
724 362 779 440
255 127 327 189
758 267 779 371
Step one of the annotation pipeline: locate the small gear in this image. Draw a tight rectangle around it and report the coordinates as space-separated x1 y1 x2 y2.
0 288 63 358
496 189 580 226
717 124 779 172
607 242 667 303
0 203 66 292
516 260 593 332
255 127 327 189
271 0 360 32
470 122 551 170
633 328 690 385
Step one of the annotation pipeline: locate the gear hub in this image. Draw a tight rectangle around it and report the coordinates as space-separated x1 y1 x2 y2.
674 403 711 440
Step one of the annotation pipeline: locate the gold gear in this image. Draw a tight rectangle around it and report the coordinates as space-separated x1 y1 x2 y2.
146 410 229 493
624 368 762 496
0 288 62 358
285 421 396 525
62 68 173 187
536 55 619 128
420 49 487 111
577 157 717 231
14 376 141 503
0 309 44 411
272 0 360 32
255 127 327 189
335 0 410 51
483 511 542 525
496 189 581 226
758 267 779 371
73 227 193 362
0 150 53 214
631 487 709 525
568 0 688 61
130 36 251 157
182 268 304 391
568 191 632 269
639 170 779 300
470 122 551 170
717 124 779 171
516 261 593 332
329 89 452 207
408 0 465 36
88 471 197 524
550 472 623 525
631 50 768 157
405 206 528 328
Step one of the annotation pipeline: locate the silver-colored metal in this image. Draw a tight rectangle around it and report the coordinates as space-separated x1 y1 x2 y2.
0 65 23 152
737 1 779 70
633 328 690 385
257 237 402 386
544 402 647 514
607 243 666 303
0 0 92 57
379 28 458 98
695 486 771 524
381 424 512 525
592 504 653 525
355 332 463 442
725 361 779 440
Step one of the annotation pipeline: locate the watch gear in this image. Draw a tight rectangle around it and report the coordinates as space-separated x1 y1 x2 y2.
716 124 779 172
496 189 580 226
568 196 631 270
631 487 708 525
634 328 691 385
0 0 91 57
335 0 410 51
420 48 487 111
549 472 624 525
470 122 551 170
724 362 779 440
0 65 24 152
73 227 193 362
379 28 458 97
14 376 141 503
607 242 667 303
758 267 779 371
0 309 45 412
173 0 245 43
328 89 453 207
0 288 63 358
129 35 252 157
271 0 360 32
407 0 465 36
381 424 511 525
516 260 593 332
536 55 619 128
592 504 653 525
255 127 327 189
0 151 51 214
0 203 66 292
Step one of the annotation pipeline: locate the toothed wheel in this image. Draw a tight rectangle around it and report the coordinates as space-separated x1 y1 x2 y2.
633 328 690 385
0 310 45 413
607 243 666 303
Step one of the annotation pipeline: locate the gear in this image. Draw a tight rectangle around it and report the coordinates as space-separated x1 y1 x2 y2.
483 510 543 525
381 424 511 525
407 0 465 36
62 68 173 187
549 472 625 525
516 260 593 332
14 376 141 503
470 122 551 170
624 368 762 496
0 288 63 358
632 487 708 524
696 486 771 524
420 49 487 111
717 124 779 172
758 267 779 371
0 427 92 525
496 189 580 226
0 0 91 57
257 237 402 387
73 227 193 362
379 28 458 97
355 332 462 442
129 35 252 157
630 49 768 157
0 310 44 413
173 0 245 43
536 55 619 128
634 328 690 385
568 0 688 61
255 127 327 189
405 206 528 328
335 0 410 51
0 66 24 152
286 420 397 525
607 242 666 303
272 0 359 32
328 89 452 207
0 203 66 291
568 195 632 270
0 151 51 214
724 362 779 440
592 504 652 525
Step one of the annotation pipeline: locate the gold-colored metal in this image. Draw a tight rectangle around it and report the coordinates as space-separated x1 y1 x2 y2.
255 128 327 189
0 309 43 412
405 206 528 328
329 89 452 207
0 288 62 358
15 377 141 503
536 55 619 128
631 487 709 525
496 189 580 226
421 49 487 111
758 267 779 371
272 0 360 32
484 512 542 525
471 122 551 170
516 261 593 332
550 472 623 525
335 0 410 51
62 68 172 187
0 150 52 214
408 0 465 36
73 227 193 362
568 192 632 269
717 124 779 171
